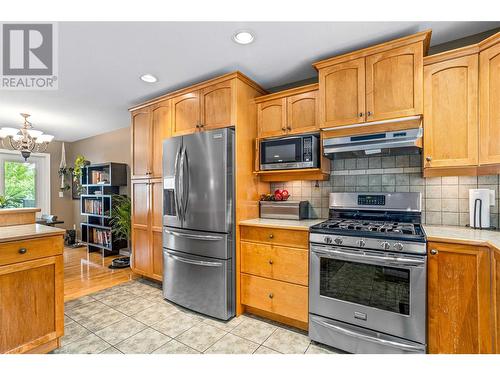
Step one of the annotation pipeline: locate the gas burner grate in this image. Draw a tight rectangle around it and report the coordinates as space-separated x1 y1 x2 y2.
319 219 417 235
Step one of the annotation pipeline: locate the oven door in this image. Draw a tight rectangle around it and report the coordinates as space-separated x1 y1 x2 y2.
310 244 426 344
260 137 303 170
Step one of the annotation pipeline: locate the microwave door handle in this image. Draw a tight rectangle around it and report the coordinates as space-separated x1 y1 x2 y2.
311 317 424 353
312 247 425 267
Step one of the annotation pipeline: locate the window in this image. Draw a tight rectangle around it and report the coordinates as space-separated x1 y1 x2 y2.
0 150 50 215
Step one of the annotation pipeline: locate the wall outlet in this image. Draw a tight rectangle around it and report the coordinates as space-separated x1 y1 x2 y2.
58 191 64 198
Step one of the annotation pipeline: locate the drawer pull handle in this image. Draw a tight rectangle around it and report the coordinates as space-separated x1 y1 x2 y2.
268 234 274 239
18 248 27 254
268 259 273 265
268 293 274 299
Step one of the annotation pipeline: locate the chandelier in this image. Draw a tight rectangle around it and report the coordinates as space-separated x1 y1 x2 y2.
0 113 54 161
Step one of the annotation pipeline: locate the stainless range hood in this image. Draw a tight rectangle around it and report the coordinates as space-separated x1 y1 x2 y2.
322 117 423 159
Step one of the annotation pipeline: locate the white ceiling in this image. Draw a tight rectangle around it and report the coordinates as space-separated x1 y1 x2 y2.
1 21 499 142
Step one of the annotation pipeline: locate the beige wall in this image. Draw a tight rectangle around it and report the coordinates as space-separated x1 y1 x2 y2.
67 127 131 234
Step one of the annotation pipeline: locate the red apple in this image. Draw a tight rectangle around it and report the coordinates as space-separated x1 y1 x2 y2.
274 189 283 196
281 190 289 199
274 192 283 201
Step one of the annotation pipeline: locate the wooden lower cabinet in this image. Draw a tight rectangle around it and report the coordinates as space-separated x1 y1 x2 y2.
427 241 493 353
131 179 163 282
0 235 64 354
493 247 500 353
239 225 309 329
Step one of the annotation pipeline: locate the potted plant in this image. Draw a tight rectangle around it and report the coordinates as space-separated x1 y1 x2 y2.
72 155 89 195
109 195 131 269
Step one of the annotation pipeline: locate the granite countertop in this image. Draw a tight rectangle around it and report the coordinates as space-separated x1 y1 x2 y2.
239 218 324 231
423 225 500 251
0 224 65 243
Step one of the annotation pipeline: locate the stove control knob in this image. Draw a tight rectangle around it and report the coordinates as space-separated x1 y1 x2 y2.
380 241 391 250
393 242 404 251
358 239 366 247
324 237 333 244
334 237 343 245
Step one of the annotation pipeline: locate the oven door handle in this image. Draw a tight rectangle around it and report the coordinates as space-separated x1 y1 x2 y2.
311 247 425 267
311 317 425 353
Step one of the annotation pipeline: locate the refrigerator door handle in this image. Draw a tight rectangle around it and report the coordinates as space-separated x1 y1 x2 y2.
178 145 186 221
182 147 189 219
165 252 223 267
164 228 223 241
173 144 182 221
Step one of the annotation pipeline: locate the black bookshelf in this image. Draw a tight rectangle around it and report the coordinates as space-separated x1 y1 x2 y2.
80 162 128 257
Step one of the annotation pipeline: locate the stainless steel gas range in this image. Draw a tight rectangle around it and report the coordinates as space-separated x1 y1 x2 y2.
308 192 427 354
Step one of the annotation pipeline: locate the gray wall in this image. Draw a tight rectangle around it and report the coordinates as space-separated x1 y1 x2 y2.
271 152 500 228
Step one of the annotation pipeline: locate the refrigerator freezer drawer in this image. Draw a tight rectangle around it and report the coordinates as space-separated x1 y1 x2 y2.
163 249 234 320
163 227 231 259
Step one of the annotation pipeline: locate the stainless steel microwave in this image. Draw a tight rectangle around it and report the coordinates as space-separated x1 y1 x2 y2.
260 134 320 170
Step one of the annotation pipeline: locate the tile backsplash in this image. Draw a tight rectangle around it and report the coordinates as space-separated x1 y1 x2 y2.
270 153 500 227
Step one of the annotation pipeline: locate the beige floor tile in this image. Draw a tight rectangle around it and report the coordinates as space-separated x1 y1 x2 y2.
64 314 75 326
100 347 123 354
77 308 127 332
263 328 311 354
60 321 92 347
152 311 201 338
65 301 110 321
94 317 147 345
90 286 127 300
114 297 157 316
131 302 179 326
122 282 160 296
64 295 96 311
205 333 259 354
152 340 200 354
176 323 227 352
231 317 278 344
203 314 247 332
98 291 138 307
115 328 171 354
54 334 110 354
254 345 281 354
305 343 339 354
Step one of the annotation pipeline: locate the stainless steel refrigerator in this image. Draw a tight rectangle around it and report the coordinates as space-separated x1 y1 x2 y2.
162 127 235 320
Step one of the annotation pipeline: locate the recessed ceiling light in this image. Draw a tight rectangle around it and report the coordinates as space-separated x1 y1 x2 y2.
140 74 158 83
232 30 254 45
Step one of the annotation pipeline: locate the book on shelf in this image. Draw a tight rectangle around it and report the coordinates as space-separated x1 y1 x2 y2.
90 228 111 248
84 199 103 215
90 170 109 184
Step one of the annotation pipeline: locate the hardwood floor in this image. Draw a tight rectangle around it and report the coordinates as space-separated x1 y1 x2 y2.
63 247 138 302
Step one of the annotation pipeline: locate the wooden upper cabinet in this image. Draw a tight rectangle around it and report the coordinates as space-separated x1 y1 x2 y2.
201 80 233 130
479 39 500 165
319 58 365 128
151 100 171 178
171 91 201 136
365 42 424 121
427 241 493 354
423 54 479 169
287 90 318 134
258 98 287 138
131 110 151 178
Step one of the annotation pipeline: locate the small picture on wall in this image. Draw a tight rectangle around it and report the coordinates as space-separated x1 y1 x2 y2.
72 179 81 200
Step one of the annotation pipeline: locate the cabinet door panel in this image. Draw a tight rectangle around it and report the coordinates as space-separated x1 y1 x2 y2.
131 180 151 275
172 91 200 136
0 256 63 353
319 58 365 127
423 55 478 168
287 90 318 134
366 42 423 121
479 41 500 165
257 98 286 138
427 242 492 354
151 101 171 178
152 230 163 280
201 80 233 130
131 110 151 178
150 179 163 230
493 248 500 353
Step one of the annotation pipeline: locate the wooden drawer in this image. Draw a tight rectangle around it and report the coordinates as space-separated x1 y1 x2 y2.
241 273 308 323
0 236 64 266
241 241 308 286
240 226 308 248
